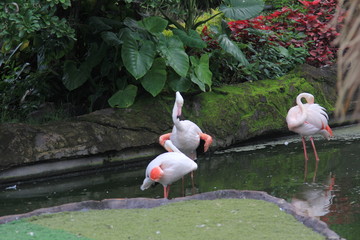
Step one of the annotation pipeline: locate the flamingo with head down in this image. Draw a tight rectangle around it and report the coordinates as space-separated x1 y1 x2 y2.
140 140 198 199
159 91 213 160
286 93 333 180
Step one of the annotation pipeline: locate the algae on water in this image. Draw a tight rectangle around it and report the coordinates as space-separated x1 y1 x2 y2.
18 199 326 240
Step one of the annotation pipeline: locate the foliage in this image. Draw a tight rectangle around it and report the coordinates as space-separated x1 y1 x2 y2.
202 0 341 83
0 0 75 122
264 0 301 9
229 0 341 67
56 0 265 110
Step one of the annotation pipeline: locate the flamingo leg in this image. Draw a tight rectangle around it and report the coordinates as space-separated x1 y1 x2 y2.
163 185 171 199
190 171 196 195
181 176 185 197
302 137 309 161
309 137 320 161
199 133 213 152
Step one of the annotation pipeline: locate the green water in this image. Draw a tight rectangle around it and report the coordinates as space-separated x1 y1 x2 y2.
1 125 359 240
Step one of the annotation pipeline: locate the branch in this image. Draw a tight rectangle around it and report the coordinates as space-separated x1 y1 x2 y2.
193 12 223 30
159 8 186 31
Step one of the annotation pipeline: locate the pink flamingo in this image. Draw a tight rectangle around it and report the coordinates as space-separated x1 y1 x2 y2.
286 93 333 180
159 91 213 160
140 140 198 199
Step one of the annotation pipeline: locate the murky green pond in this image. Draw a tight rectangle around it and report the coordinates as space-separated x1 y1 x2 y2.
1 125 359 240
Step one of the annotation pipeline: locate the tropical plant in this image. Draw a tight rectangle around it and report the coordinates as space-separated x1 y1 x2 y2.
61 0 265 109
0 0 75 122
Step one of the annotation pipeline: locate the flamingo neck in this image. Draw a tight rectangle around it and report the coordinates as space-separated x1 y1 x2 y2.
164 140 181 153
294 94 308 126
172 92 184 130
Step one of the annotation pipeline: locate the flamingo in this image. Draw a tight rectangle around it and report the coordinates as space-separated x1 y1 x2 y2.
159 91 213 160
286 93 333 172
140 140 198 199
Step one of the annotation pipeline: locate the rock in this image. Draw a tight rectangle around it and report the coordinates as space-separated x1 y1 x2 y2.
0 64 338 182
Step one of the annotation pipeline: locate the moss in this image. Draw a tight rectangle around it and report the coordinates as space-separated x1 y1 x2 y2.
186 72 334 140
22 199 325 240
0 219 91 240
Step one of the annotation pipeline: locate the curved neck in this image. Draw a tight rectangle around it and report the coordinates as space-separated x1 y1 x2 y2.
172 92 184 130
164 140 181 153
295 94 309 124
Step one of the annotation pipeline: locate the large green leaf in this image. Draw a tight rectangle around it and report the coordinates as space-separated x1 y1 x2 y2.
167 70 192 92
88 17 112 34
190 73 206 92
158 35 189 77
218 34 249 66
140 16 168 34
220 0 264 20
86 42 107 68
189 54 212 91
62 60 90 91
195 54 212 90
101 31 123 46
172 29 206 49
121 34 156 79
108 84 138 108
141 58 167 97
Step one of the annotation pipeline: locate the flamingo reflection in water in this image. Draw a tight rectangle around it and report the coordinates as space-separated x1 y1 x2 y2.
292 173 335 220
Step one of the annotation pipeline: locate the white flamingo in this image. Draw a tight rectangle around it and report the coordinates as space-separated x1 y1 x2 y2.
159 91 213 160
140 140 198 199
286 93 333 181
286 92 333 161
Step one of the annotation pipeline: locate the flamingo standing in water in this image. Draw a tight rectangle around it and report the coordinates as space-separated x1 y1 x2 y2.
140 140 198 199
286 93 333 179
159 92 213 160
159 92 212 192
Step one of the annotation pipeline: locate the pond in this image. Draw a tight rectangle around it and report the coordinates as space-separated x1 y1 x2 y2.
0 124 359 240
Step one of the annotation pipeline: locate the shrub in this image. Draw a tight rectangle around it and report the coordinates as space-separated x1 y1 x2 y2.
202 0 342 83
229 0 341 67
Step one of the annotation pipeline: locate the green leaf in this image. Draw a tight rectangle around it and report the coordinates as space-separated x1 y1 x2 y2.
108 84 138 108
88 17 112 33
195 54 212 90
277 46 289 57
85 42 107 68
220 0 264 20
141 58 167 97
62 60 90 91
158 35 189 77
121 33 156 79
167 70 191 92
140 16 168 33
189 54 212 91
172 29 206 49
101 31 123 46
218 34 249 66
190 73 205 92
